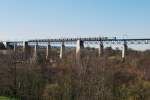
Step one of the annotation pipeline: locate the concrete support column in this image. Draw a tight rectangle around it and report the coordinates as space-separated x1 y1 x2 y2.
13 43 16 52
76 40 84 59
33 42 38 59
60 42 65 59
6 42 10 49
46 42 51 59
98 41 104 56
122 41 128 59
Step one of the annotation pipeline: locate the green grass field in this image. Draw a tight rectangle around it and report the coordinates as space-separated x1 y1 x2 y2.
0 96 17 100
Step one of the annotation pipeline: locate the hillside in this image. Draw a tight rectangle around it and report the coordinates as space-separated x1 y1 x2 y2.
0 47 149 100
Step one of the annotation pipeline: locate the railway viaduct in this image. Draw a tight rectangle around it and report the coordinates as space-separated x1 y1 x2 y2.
1 37 150 60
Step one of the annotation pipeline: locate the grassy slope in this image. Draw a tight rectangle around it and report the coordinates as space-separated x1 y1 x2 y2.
0 96 17 100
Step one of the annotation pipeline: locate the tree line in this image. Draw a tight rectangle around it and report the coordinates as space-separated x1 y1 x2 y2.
0 47 149 100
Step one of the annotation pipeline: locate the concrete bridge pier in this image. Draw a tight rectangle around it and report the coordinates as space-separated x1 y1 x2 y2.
98 41 104 56
76 40 84 59
122 41 128 59
6 42 10 49
60 42 65 59
13 43 16 52
46 42 51 59
33 42 38 59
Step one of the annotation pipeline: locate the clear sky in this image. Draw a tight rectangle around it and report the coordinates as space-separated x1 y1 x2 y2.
0 0 150 40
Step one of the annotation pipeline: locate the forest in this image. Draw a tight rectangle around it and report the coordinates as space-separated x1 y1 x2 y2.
0 47 150 100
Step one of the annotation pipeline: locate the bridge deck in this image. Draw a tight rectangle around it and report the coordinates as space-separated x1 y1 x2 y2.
28 38 150 42
2 38 150 43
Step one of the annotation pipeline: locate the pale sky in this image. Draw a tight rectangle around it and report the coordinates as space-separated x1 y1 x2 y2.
0 0 150 41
